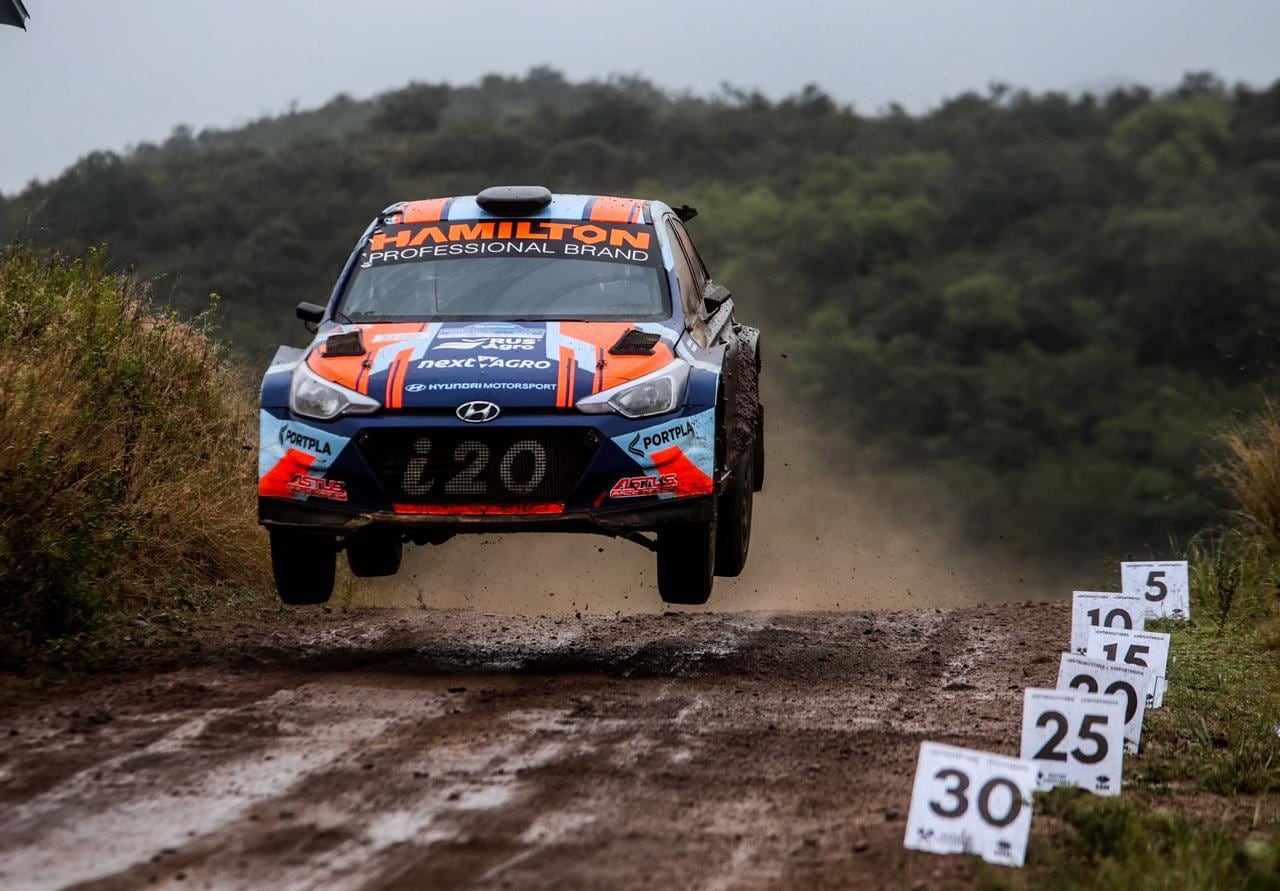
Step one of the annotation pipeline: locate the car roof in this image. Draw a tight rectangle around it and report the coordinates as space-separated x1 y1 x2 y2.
379 193 665 226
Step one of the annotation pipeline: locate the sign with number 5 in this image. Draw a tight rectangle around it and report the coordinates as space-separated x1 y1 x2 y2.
1020 688 1126 796
904 742 1035 867
1121 561 1190 619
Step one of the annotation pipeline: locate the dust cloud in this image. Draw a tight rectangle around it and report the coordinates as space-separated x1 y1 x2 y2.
343 410 1069 614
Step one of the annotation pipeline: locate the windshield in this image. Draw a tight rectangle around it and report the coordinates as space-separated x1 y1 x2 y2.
337 219 669 322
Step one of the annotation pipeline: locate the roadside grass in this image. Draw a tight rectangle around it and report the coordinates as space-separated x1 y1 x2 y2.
982 414 1280 889
981 588 1279 889
0 245 269 664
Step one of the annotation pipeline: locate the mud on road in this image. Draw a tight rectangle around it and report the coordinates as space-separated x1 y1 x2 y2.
0 603 1067 890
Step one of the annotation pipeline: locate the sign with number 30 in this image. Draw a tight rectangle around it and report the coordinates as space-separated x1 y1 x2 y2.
904 742 1035 867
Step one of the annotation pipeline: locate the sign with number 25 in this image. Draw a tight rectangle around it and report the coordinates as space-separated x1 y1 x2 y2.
904 742 1035 867
1020 688 1126 796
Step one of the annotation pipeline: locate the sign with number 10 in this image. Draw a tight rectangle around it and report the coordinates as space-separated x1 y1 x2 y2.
1121 561 1190 619
904 742 1035 867
1070 591 1146 654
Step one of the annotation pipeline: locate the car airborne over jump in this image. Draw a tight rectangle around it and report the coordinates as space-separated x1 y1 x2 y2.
258 186 764 605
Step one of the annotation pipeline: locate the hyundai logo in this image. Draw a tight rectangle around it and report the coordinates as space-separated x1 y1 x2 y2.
456 400 501 423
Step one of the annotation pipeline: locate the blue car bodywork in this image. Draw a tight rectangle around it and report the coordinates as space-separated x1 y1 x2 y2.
258 189 762 605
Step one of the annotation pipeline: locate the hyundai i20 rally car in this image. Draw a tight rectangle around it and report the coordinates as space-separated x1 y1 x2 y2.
259 186 763 605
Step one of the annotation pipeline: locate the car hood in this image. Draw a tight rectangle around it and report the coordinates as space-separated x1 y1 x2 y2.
305 320 681 411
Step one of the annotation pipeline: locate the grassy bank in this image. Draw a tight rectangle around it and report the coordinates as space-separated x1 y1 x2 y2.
0 246 268 663
987 414 1280 889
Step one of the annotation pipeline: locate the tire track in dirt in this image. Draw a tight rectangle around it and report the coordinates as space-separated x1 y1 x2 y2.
0 603 1066 890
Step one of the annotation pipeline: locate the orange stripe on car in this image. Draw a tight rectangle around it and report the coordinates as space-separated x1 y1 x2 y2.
387 347 414 409
556 346 573 408
258 449 317 498
588 196 640 223
401 197 452 223
650 445 714 496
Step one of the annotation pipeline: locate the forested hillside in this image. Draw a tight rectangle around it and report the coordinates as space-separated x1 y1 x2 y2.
5 68 1280 558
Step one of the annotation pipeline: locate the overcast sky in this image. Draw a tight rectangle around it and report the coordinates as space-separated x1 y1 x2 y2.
2 0 1278 194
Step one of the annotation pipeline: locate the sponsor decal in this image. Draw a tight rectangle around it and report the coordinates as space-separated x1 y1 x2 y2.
287 473 348 502
416 356 552 370
611 408 716 496
419 382 556 391
433 324 546 353
362 221 657 269
610 474 679 498
280 425 332 456
372 331 428 343
627 419 696 457
433 337 541 351
259 411 351 478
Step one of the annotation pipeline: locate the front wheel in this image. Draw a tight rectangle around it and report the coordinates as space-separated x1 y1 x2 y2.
656 517 716 605
270 528 336 605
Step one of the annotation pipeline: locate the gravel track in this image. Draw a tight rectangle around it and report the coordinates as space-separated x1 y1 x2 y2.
0 603 1066 890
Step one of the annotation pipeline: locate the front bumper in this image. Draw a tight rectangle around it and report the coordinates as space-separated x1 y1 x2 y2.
259 493 714 536
257 406 719 536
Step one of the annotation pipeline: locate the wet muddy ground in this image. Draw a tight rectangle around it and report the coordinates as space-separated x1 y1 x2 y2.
0 603 1067 890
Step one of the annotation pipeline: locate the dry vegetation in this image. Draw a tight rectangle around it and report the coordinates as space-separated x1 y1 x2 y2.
0 246 267 660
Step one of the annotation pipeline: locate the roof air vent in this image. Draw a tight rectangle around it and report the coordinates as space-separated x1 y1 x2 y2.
476 185 553 216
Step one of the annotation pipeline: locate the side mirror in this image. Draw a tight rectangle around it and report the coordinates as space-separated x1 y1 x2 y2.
703 284 731 314
674 204 698 223
296 302 325 333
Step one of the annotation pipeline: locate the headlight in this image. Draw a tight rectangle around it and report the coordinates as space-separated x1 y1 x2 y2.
289 360 381 420
576 358 690 418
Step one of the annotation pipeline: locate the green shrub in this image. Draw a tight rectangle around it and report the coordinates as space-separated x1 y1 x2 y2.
0 246 267 658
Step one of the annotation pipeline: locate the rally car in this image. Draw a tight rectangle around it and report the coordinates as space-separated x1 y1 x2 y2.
258 186 764 605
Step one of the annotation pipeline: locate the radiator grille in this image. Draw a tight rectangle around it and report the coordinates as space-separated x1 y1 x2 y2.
358 427 599 504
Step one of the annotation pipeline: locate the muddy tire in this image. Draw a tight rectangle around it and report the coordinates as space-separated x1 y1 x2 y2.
347 530 403 578
715 447 754 578
656 518 715 605
270 528 336 605
752 406 765 492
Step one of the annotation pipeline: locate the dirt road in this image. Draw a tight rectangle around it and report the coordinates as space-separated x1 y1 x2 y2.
0 603 1068 890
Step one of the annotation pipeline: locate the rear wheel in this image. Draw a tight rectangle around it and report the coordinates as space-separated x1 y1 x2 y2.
715 446 755 577
656 517 716 605
347 529 403 578
270 528 336 605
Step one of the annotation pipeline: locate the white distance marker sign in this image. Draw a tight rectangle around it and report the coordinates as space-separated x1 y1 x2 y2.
1086 627 1171 709
1121 560 1190 620
1020 688 1126 797
904 742 1035 868
1056 653 1150 752
1070 592 1146 654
